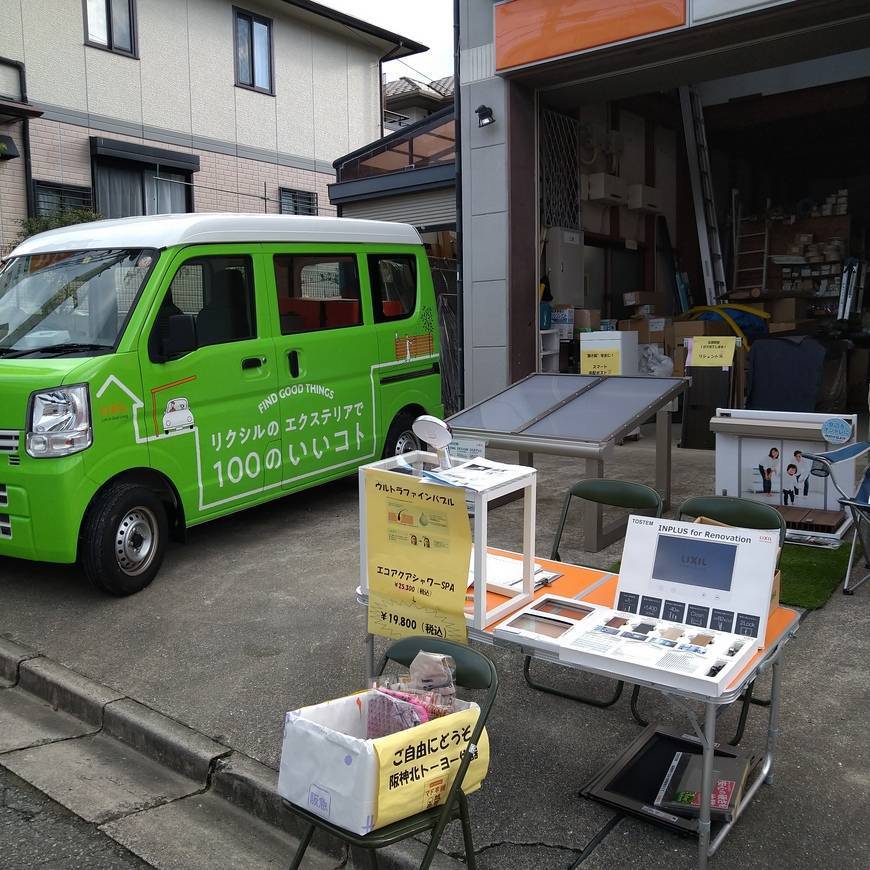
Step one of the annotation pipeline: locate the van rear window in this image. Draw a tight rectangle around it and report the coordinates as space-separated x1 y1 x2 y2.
368 255 417 322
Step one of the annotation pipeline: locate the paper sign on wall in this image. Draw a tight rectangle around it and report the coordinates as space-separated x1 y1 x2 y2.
581 349 621 375
616 515 779 647
686 336 736 368
364 469 471 643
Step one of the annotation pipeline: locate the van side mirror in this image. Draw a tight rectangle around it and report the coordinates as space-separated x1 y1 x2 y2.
165 314 197 359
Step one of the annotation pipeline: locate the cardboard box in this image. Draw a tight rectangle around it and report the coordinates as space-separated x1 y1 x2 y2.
767 297 810 322
768 320 816 334
278 691 490 835
551 304 574 340
574 308 601 333
619 318 650 344
623 291 656 308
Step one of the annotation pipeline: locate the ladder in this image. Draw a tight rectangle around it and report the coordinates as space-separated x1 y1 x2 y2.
731 198 769 297
680 85 727 306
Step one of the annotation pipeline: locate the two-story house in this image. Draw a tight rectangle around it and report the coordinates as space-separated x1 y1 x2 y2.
0 0 425 251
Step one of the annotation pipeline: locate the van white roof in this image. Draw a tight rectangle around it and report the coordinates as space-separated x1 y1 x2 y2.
9 213 422 256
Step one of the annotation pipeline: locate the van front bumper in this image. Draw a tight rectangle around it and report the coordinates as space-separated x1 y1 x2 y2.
0 443 92 564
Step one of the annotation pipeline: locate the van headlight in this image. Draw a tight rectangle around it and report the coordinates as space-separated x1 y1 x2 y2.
26 384 92 458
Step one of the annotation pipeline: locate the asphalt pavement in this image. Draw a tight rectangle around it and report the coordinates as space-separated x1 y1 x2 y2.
0 765 151 869
1 428 868 868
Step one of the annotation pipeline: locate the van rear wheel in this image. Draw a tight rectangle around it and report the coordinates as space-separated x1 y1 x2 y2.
383 412 421 457
81 483 168 596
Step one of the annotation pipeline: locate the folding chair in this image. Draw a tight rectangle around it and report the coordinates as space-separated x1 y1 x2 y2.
629 496 786 744
523 479 663 709
284 636 498 870
804 441 870 595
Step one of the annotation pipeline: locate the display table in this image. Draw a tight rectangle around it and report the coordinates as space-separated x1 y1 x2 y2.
356 549 799 870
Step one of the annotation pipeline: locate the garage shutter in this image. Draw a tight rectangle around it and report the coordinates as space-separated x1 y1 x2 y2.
340 188 455 227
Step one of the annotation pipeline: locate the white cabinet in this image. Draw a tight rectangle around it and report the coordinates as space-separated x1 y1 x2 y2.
540 328 560 372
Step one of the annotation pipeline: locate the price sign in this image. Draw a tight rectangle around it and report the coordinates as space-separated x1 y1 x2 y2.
581 349 621 375
364 469 471 643
686 336 736 368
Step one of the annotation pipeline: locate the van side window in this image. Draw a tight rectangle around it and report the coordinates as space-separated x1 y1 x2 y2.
149 255 255 359
273 254 362 334
368 255 417 322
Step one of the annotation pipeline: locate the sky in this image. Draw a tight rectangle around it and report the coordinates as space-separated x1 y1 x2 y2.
320 0 455 82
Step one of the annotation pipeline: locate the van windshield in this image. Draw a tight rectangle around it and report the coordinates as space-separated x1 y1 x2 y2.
0 248 157 356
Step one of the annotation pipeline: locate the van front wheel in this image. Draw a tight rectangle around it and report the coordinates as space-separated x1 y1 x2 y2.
383 412 421 457
81 483 168 596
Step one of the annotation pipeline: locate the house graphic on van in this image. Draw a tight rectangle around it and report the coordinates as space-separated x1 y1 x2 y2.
162 398 195 433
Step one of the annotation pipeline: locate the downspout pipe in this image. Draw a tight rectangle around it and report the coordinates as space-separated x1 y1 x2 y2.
378 44 405 139
453 0 465 409
0 56 34 218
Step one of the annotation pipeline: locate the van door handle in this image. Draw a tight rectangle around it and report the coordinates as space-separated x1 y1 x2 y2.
288 350 299 378
242 357 263 370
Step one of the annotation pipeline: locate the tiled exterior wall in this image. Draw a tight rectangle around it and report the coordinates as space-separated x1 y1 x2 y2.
0 123 27 253
0 117 336 253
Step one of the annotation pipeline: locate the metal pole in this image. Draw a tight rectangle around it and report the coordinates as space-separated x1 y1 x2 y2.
453 0 465 409
697 701 716 870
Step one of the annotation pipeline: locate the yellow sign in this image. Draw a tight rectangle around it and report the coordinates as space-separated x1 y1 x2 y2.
373 704 490 829
688 336 736 367
364 468 471 643
581 348 621 375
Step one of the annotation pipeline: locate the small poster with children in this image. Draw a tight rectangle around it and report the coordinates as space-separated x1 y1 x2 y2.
739 439 827 509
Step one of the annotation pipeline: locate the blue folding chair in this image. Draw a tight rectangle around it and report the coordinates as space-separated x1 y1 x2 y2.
804 441 870 595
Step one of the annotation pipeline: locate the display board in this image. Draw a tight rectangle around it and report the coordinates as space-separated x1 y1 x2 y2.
712 409 858 514
363 468 471 643
616 516 778 645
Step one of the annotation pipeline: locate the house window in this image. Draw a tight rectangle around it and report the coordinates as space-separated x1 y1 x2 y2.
94 161 190 219
85 0 137 56
33 182 93 217
234 8 273 94
279 188 318 216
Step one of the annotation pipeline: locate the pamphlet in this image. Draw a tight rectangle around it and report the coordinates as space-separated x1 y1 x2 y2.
422 457 531 492
654 751 750 822
467 553 559 590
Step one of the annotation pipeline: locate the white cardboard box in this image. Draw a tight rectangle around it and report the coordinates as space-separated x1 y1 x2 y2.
579 330 638 375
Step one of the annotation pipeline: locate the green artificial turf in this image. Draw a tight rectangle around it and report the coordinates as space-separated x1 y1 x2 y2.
777 541 855 609
607 539 856 611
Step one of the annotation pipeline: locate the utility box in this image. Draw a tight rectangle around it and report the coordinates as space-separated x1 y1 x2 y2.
628 183 660 213
582 173 627 206
546 227 585 306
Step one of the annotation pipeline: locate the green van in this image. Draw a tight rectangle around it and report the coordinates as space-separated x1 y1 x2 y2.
0 214 442 594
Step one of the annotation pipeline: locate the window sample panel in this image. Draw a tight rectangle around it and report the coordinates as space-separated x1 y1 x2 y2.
521 377 681 441
448 375 595 433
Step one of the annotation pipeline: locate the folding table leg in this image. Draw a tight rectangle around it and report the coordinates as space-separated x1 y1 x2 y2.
523 656 624 707
697 702 717 870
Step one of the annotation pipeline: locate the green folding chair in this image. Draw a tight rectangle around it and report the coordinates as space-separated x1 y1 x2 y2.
523 479 664 709
285 636 498 869
629 495 786 744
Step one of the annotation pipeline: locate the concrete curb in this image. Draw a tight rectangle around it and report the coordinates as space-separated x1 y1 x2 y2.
0 636 40 687
19 658 124 727
0 640 465 869
103 698 231 784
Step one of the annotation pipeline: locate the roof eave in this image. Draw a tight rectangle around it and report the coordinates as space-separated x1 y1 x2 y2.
279 0 428 58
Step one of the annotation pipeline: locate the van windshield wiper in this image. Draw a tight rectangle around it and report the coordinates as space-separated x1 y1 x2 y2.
0 342 113 359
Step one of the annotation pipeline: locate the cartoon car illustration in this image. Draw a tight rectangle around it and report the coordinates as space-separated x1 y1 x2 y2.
162 397 194 432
